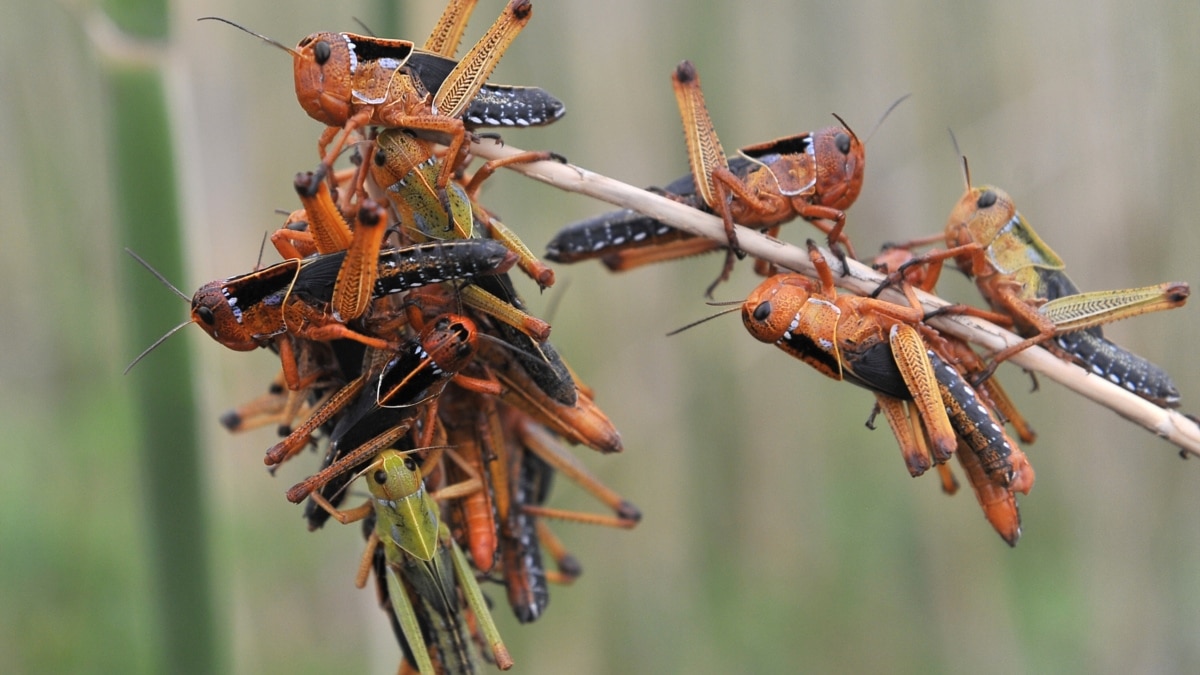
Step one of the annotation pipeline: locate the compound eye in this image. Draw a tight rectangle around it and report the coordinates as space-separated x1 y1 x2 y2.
752 301 773 322
195 306 216 326
403 458 418 472
834 132 852 155
372 470 388 485
313 40 332 65
977 190 998 209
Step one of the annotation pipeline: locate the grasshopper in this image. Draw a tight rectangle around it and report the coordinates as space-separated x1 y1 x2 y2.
741 241 1030 491
878 160 1189 406
546 62 900 296
313 448 513 673
187 239 516 391
203 0 550 198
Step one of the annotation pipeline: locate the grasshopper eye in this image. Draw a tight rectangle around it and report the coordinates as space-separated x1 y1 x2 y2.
403 457 417 472
313 40 332 65
374 148 387 166
372 469 388 485
752 301 773 322
977 190 998 209
195 306 216 326
835 132 852 155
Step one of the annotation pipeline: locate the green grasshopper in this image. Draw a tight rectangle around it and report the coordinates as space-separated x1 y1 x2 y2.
371 126 561 290
313 449 513 673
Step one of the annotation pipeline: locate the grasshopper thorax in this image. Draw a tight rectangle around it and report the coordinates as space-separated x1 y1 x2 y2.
292 32 417 127
743 274 845 381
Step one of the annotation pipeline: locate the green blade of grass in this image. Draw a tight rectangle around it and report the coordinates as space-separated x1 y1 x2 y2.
101 0 221 670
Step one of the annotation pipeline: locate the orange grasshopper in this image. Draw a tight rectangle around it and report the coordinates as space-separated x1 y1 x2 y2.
546 61 902 296
874 243 1036 545
740 241 1030 492
877 158 1189 406
203 0 549 201
188 238 516 391
274 141 556 351
429 390 638 621
266 312 498 477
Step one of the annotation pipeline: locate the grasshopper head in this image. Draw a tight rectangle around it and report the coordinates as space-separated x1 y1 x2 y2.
292 32 356 126
191 280 260 351
949 185 1017 244
742 274 819 345
420 314 479 373
371 129 425 187
944 185 1018 276
812 122 865 211
367 450 423 502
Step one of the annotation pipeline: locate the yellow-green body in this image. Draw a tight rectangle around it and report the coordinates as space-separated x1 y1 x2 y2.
372 128 550 289
368 450 511 673
374 129 476 241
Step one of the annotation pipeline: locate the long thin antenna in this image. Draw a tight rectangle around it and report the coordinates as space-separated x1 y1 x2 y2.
947 128 971 189
666 301 742 337
197 17 300 57
863 93 912 145
831 112 859 145
476 332 544 364
542 277 571 324
124 319 193 374
126 248 190 302
352 17 378 37
123 248 194 374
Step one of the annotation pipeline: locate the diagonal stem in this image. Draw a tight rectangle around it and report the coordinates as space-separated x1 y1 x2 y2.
470 137 1200 457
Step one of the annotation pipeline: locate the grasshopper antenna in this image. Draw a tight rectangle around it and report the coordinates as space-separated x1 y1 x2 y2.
287 428 421 502
123 248 192 374
862 93 912 145
831 113 859 146
126 248 189 302
352 17 378 37
320 446 450 504
947 128 971 190
254 231 270 271
665 300 742 337
542 277 571 324
475 331 548 364
124 320 193 375
197 17 300 57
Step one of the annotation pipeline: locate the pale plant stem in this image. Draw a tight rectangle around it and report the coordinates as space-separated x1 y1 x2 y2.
470 138 1200 457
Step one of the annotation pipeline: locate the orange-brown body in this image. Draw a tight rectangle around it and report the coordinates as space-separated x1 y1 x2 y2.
292 0 533 192
743 243 1029 493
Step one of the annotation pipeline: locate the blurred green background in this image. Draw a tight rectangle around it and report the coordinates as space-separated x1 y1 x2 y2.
4 0 1200 673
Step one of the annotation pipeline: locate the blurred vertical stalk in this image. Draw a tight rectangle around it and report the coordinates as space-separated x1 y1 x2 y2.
370 0 403 37
98 0 219 672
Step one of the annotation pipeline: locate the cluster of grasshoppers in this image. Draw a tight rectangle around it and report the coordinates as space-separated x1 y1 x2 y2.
546 59 1191 546
135 1 643 672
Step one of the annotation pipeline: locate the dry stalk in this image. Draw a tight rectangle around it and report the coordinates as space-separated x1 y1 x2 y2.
470 138 1200 457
